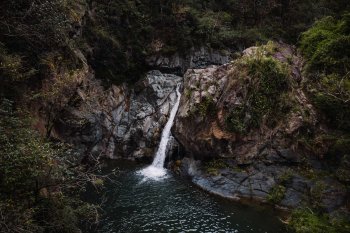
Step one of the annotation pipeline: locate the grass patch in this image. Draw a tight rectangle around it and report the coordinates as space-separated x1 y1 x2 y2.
197 97 216 118
289 208 350 233
204 159 228 176
267 185 286 204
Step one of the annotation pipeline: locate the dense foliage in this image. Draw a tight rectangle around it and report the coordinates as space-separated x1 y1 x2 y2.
289 208 350 233
83 0 350 83
300 13 350 131
298 11 350 200
289 12 350 233
0 99 100 233
1 0 349 85
226 43 290 134
0 100 102 233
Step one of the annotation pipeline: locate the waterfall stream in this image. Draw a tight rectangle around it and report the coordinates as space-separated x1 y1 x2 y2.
139 84 182 180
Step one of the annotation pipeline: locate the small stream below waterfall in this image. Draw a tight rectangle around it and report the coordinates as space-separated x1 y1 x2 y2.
86 160 288 233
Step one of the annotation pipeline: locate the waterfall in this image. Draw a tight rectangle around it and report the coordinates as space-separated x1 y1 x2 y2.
139 84 181 180
152 85 181 168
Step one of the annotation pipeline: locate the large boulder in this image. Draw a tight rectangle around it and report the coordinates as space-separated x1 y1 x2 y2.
174 42 314 162
173 42 349 212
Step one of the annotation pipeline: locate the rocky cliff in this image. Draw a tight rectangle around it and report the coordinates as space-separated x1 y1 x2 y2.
53 69 182 161
48 46 230 161
173 42 349 215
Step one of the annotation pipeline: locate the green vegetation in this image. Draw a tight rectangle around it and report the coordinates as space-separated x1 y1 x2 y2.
267 185 286 204
1 1 349 85
226 105 247 134
300 13 350 131
204 159 245 175
289 208 350 233
0 99 100 232
290 13 350 232
226 46 290 133
268 169 294 204
204 159 227 176
196 96 216 118
310 181 327 209
278 169 293 184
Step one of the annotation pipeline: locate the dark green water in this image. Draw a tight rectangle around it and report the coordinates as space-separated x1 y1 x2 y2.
91 160 288 233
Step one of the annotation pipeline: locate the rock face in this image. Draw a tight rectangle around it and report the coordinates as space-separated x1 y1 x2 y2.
174 43 308 160
177 157 312 209
55 70 182 160
146 47 232 75
173 42 349 212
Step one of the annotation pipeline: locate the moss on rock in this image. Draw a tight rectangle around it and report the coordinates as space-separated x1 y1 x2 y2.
226 44 290 134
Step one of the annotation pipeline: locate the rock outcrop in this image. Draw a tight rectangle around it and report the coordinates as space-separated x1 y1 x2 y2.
54 70 182 160
174 43 308 160
173 42 349 213
146 47 232 75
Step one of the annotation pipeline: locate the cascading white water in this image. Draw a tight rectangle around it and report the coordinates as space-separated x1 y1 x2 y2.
152 85 181 168
139 84 182 180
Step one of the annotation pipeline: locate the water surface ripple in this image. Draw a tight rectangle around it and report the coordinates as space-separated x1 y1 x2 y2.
95 161 287 233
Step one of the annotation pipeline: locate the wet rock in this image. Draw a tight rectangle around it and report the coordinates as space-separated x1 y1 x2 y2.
179 157 201 177
280 188 304 208
56 70 183 160
280 176 311 208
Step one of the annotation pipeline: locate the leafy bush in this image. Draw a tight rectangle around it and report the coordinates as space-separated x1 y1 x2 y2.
0 99 99 232
300 14 350 131
226 105 247 134
226 47 289 133
197 97 216 117
300 15 350 74
204 159 228 176
289 208 350 233
290 209 333 233
267 185 286 204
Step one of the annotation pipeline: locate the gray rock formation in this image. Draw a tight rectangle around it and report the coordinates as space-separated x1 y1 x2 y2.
172 42 349 213
146 47 232 75
55 70 182 160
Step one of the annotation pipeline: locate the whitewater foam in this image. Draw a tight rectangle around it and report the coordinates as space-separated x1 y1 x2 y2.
139 84 181 180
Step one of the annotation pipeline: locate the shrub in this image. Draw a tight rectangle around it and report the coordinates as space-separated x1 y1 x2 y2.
0 99 99 232
226 47 289 133
267 185 286 204
300 14 350 131
300 15 350 74
290 209 333 233
226 105 247 134
204 159 227 176
197 97 216 117
289 208 350 233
